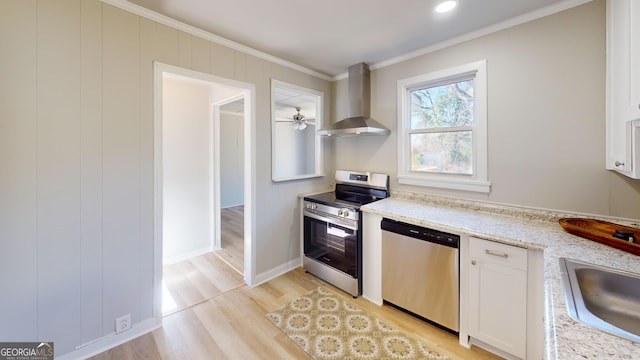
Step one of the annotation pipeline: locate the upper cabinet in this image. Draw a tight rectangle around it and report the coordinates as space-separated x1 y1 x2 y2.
606 0 640 178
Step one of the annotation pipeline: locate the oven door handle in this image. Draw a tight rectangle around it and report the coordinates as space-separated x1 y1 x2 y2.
304 209 358 231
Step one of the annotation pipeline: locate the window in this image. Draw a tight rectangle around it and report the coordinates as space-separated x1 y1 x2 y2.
397 60 490 193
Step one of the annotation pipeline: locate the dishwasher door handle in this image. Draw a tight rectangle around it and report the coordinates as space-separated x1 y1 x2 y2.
485 249 509 258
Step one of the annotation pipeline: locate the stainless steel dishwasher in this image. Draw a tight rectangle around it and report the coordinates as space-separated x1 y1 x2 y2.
381 218 459 333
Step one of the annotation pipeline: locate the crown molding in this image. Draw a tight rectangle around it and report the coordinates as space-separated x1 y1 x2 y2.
100 0 333 81
101 0 592 83
334 0 593 80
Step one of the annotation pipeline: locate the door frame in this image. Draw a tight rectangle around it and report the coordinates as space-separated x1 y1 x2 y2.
152 62 256 321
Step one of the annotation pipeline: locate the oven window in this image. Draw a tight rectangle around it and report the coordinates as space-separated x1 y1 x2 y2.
304 215 358 277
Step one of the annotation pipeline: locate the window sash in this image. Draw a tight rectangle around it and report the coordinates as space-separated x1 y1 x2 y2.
396 59 490 193
407 73 475 92
409 77 475 132
408 125 473 134
409 130 474 175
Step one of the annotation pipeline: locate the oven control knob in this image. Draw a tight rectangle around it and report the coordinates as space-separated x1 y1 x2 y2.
337 209 343 216
342 210 349 217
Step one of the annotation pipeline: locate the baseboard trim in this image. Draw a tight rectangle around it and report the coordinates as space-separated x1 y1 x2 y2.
56 317 161 360
251 258 301 287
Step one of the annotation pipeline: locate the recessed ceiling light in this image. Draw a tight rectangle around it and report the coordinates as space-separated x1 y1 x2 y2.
435 0 457 13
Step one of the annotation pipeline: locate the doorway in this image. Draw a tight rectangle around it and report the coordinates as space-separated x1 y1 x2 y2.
214 98 245 272
153 62 255 318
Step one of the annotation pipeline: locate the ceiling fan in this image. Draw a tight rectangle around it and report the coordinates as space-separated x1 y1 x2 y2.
275 106 315 131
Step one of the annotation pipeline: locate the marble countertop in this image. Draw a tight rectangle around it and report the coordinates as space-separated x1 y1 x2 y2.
361 196 640 359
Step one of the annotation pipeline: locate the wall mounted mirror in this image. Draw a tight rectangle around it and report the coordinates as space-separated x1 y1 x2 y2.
271 79 324 181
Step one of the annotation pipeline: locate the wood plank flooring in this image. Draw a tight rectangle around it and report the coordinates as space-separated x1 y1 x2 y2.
162 252 244 316
92 266 502 360
96 205 501 359
215 205 244 272
162 205 245 315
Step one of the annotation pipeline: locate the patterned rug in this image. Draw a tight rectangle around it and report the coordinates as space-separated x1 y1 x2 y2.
267 287 449 360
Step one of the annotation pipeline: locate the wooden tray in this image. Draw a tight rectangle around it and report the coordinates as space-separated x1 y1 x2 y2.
559 218 640 256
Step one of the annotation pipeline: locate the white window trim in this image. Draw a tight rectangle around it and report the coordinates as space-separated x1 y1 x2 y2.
397 60 490 193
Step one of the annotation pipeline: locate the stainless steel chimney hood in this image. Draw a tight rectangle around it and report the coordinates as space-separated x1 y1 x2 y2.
318 63 390 137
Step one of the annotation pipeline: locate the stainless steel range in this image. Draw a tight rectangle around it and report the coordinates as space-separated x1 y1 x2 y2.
303 170 389 297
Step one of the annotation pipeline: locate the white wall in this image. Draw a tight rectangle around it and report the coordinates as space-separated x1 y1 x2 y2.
0 1 331 357
219 110 244 208
162 76 212 263
272 122 317 178
273 122 298 177
304 125 317 174
332 0 640 219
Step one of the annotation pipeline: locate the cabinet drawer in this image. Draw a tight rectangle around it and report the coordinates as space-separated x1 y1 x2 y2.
469 237 527 271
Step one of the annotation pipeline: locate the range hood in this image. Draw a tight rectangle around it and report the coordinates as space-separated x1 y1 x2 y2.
318 63 390 137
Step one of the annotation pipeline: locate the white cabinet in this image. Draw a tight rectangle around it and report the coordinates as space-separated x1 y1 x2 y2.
606 0 640 178
627 2 640 120
468 237 527 359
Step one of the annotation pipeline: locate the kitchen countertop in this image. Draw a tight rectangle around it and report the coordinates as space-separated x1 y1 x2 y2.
361 195 640 359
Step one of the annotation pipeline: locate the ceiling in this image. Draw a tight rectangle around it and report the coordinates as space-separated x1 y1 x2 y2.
127 0 586 77
219 83 319 118
273 87 318 121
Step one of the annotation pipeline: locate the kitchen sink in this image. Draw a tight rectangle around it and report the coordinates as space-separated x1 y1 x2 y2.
559 258 640 342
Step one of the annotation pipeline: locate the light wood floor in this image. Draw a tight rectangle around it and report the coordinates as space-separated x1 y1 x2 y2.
162 205 245 315
96 205 500 359
92 265 502 360
162 252 244 316
215 205 244 272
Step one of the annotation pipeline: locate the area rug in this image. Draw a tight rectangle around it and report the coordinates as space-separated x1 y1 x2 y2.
267 287 449 360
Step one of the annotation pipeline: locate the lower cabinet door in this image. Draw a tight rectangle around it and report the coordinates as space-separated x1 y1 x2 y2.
468 238 527 359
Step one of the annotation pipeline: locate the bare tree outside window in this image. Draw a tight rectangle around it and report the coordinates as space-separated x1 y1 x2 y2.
409 79 474 174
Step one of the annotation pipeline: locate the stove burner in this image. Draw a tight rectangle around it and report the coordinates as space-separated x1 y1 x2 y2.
303 191 377 209
304 175 389 209
336 192 382 205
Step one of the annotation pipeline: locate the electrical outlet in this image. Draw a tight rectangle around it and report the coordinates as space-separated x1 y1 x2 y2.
115 314 131 334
